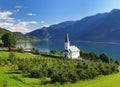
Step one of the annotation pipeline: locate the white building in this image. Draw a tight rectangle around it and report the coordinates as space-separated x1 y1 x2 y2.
63 34 80 59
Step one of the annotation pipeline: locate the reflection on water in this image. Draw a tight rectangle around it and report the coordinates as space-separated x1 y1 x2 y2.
17 40 32 49
17 39 120 60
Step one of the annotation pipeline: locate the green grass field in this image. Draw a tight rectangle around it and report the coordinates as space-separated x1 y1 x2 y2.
0 51 40 59
0 51 120 87
0 66 119 87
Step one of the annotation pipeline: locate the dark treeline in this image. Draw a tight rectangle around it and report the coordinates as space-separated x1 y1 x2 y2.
0 52 119 84
80 50 119 64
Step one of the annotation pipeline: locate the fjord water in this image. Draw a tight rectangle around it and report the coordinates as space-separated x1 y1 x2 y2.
21 39 120 60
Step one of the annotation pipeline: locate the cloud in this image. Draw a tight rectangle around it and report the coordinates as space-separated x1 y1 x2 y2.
0 21 38 33
15 5 22 9
0 11 13 19
18 21 37 26
43 25 50 27
27 13 36 16
0 11 38 33
0 11 15 22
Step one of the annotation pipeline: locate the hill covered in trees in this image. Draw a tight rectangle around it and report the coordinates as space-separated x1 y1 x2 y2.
0 28 9 39
0 28 39 41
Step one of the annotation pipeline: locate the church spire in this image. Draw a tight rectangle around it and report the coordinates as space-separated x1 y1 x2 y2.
64 33 70 50
65 33 69 42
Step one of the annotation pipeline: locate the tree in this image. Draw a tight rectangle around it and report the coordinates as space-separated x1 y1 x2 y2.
89 52 98 60
99 53 110 63
50 50 57 54
1 32 16 51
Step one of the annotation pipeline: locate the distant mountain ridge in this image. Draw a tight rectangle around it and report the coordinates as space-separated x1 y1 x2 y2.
26 9 120 42
0 28 38 41
14 32 23 35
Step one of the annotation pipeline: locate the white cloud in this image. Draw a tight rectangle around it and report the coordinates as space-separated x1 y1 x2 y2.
27 13 36 16
15 5 22 9
18 21 37 26
0 21 38 34
0 11 13 19
0 10 38 33
0 22 13 28
43 25 50 27
0 11 15 22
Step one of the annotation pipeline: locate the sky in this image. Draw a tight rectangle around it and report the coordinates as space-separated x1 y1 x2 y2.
0 0 120 33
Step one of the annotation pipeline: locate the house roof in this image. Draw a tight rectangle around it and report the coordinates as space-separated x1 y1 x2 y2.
69 46 79 52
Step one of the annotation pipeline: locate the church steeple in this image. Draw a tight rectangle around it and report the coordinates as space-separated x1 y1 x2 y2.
65 33 69 42
64 33 70 50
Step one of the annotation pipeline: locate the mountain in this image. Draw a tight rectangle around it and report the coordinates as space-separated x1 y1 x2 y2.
26 9 120 42
0 28 9 38
0 28 38 41
14 32 23 35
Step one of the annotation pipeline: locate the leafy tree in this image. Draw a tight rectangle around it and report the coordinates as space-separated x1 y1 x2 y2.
115 60 119 65
80 50 91 59
89 52 98 60
50 50 57 54
1 32 16 51
99 53 110 63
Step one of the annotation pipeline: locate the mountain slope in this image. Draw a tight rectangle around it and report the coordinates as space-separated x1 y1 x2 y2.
0 28 9 38
27 9 120 42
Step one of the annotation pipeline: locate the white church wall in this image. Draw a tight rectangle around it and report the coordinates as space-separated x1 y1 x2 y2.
71 51 80 59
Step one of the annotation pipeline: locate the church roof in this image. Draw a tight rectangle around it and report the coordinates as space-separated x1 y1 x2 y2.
65 33 69 42
69 46 79 52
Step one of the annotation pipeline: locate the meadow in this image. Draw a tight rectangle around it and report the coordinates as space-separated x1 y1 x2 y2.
0 51 119 87
0 51 38 59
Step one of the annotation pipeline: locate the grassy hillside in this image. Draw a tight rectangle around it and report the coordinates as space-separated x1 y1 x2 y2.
0 51 119 87
41 67 120 87
60 67 120 87
0 63 119 87
0 51 39 59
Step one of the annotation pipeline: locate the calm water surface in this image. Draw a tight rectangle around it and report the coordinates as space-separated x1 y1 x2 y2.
18 39 120 60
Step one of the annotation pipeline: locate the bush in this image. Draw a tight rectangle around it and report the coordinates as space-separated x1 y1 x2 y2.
31 48 40 55
50 50 57 54
99 53 110 63
8 52 16 63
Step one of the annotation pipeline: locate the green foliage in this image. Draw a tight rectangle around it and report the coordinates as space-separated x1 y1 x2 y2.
1 32 16 51
8 52 16 64
50 50 57 54
15 58 119 84
3 81 9 87
115 60 120 65
31 48 40 55
0 51 119 86
99 53 110 63
89 52 98 60
80 51 99 60
0 28 9 38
